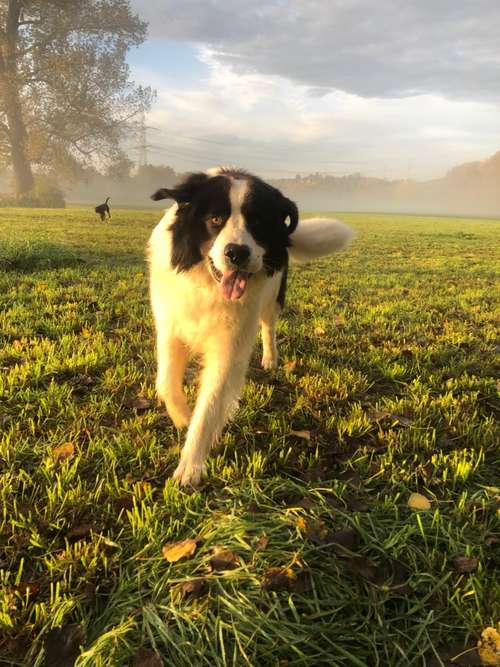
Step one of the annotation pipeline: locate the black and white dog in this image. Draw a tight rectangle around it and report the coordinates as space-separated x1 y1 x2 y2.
95 197 111 222
148 167 354 486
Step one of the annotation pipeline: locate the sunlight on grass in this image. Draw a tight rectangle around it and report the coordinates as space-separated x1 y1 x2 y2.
0 208 499 665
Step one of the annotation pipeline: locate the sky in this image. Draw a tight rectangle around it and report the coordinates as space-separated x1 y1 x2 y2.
127 0 500 180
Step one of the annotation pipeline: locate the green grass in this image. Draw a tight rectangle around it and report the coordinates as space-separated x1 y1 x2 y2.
0 207 499 666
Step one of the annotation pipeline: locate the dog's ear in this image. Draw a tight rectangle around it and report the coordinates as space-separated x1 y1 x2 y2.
151 188 173 201
150 172 209 204
282 197 299 235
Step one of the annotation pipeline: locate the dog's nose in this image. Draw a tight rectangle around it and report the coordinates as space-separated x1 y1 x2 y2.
224 243 250 266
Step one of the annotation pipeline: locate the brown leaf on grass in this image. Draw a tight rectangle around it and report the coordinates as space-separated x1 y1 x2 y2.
392 414 413 427
12 581 40 599
408 492 431 511
162 539 197 563
283 359 297 373
114 493 134 512
417 462 436 482
131 396 153 411
289 429 311 440
346 557 378 581
368 410 412 426
67 524 93 541
301 466 329 482
133 648 164 667
485 536 500 547
454 555 479 573
347 557 410 593
297 517 360 552
297 517 333 546
368 409 392 422
44 624 85 667
346 497 371 513
254 535 269 551
210 548 239 571
179 578 209 599
294 497 317 510
69 374 95 387
261 566 312 594
262 567 295 591
314 326 326 336
52 442 75 462
336 470 362 489
293 569 313 594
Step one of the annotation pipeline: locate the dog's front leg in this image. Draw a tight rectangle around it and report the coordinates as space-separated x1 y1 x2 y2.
156 329 192 428
172 348 250 487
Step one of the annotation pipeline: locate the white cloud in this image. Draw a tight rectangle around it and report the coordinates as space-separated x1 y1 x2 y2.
130 52 500 179
131 0 500 102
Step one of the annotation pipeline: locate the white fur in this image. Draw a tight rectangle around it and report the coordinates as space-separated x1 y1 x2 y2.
288 217 355 263
148 203 353 486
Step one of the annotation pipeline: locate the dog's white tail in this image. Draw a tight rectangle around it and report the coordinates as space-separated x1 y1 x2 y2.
288 217 355 263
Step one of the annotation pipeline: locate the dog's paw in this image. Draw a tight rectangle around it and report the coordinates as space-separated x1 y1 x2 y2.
157 390 192 428
172 459 206 487
261 354 277 370
169 405 192 429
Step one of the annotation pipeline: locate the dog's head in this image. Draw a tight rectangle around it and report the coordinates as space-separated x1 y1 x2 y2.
151 168 298 301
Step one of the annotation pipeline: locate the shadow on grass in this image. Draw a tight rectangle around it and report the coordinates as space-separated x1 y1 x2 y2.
0 239 85 271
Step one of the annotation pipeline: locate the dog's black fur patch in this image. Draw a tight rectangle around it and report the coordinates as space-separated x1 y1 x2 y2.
277 261 288 308
151 170 298 276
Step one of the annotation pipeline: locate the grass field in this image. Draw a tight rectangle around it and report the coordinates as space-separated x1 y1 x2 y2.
0 207 499 666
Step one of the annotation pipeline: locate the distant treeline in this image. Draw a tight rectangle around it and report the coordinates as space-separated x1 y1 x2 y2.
275 150 500 217
1 151 499 216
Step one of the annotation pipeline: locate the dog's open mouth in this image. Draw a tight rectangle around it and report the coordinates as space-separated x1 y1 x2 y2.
208 257 250 301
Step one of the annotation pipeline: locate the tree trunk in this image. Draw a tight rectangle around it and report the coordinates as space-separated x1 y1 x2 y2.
3 92 34 195
0 0 34 195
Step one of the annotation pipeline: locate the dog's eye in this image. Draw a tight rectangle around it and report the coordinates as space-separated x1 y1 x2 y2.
209 215 224 228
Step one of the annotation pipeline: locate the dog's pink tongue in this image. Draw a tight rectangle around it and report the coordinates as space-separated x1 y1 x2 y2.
221 271 249 300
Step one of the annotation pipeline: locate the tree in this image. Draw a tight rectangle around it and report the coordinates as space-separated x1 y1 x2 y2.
0 0 153 197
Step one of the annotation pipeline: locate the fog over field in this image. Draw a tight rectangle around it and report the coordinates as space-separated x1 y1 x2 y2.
14 149 493 217
1 1 499 216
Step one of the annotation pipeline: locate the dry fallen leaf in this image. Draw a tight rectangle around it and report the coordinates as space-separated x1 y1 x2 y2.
283 359 297 373
261 566 312 594
179 578 209 599
210 548 239 571
254 535 269 551
67 524 93 541
52 442 75 462
454 555 479 573
477 625 500 666
12 581 40 599
162 539 197 563
293 569 313 594
131 396 153 411
289 429 311 440
408 492 431 511
297 517 333 545
261 566 295 592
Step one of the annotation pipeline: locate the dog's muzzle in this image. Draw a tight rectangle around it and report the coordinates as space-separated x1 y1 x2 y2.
207 256 251 301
